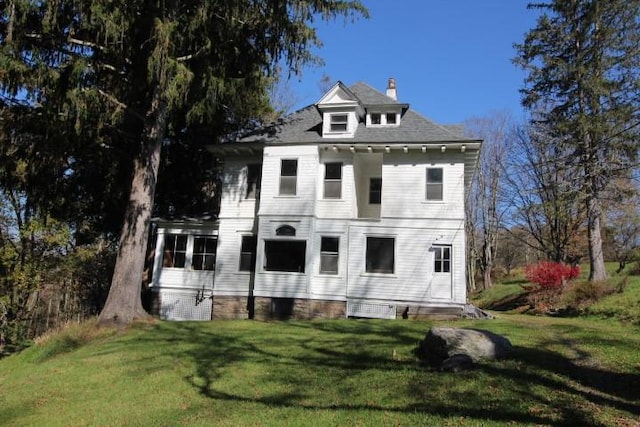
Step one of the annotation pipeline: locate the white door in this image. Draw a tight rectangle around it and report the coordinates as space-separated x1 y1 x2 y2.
431 245 452 299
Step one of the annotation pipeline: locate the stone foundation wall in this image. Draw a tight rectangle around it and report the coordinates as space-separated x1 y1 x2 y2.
253 297 346 320
212 296 250 319
396 305 463 320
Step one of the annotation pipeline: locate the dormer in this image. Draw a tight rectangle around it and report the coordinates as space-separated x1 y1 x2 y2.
365 107 403 127
316 81 364 139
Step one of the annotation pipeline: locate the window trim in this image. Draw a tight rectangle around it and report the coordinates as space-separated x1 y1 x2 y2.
426 167 444 201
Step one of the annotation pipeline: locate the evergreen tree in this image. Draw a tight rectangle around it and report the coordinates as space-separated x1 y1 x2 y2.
0 0 368 326
515 0 640 281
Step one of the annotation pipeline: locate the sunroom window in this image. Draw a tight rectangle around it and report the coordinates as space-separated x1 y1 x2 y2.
163 234 187 268
191 236 217 271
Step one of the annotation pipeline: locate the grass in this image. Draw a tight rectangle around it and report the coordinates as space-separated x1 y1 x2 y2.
1 315 639 426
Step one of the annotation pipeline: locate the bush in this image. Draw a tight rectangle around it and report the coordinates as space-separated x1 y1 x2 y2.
561 280 616 311
524 261 580 289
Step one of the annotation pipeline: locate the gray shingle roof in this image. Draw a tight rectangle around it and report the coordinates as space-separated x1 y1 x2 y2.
231 82 476 145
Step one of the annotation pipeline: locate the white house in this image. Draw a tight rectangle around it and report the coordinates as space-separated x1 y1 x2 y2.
149 79 482 321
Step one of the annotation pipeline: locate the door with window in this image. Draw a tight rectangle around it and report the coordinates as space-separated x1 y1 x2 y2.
431 245 452 299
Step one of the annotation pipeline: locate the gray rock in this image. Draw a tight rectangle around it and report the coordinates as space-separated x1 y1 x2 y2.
440 354 474 372
462 304 494 319
417 327 512 367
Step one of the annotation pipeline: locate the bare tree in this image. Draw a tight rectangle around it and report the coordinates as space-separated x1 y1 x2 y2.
465 111 512 289
504 123 586 263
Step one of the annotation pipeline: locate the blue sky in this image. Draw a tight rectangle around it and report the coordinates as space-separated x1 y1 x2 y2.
288 1 541 124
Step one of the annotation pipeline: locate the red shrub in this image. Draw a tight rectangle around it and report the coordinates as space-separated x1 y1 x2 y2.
524 261 580 289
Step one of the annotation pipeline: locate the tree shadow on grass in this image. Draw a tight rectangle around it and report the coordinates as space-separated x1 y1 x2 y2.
136 320 639 426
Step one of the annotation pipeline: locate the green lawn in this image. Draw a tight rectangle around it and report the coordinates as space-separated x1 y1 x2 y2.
1 315 639 426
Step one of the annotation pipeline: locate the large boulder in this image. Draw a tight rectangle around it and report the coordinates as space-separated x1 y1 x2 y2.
417 327 512 369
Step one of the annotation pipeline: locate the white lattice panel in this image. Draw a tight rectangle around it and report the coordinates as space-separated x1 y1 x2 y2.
347 301 396 319
160 293 212 321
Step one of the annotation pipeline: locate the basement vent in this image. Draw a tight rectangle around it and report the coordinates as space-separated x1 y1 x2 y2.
160 292 212 321
347 301 396 319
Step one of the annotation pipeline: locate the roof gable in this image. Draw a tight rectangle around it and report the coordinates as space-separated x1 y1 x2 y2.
316 81 360 107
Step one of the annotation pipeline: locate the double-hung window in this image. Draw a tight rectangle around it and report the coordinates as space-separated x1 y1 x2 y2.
323 162 342 199
330 114 348 132
369 177 382 204
320 237 339 274
279 159 297 195
239 235 257 272
365 237 394 274
426 168 443 201
245 164 262 199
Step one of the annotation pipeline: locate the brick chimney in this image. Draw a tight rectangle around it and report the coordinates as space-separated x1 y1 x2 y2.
386 77 397 100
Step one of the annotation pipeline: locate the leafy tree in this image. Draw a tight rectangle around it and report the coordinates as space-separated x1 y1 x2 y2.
515 0 640 281
1 1 368 326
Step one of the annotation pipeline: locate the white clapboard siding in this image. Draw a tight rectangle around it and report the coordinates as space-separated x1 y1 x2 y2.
315 152 357 219
308 219 349 298
381 152 465 220
258 146 318 216
212 218 255 295
218 157 262 219
345 223 466 305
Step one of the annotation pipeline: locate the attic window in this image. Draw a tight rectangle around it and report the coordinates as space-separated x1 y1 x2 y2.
367 111 399 127
330 114 348 132
386 113 397 124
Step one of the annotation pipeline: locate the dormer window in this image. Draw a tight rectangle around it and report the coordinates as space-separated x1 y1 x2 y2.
330 114 348 132
367 111 400 127
386 113 397 124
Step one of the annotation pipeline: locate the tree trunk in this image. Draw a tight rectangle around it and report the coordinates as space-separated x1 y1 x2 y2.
587 195 607 282
98 90 167 327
